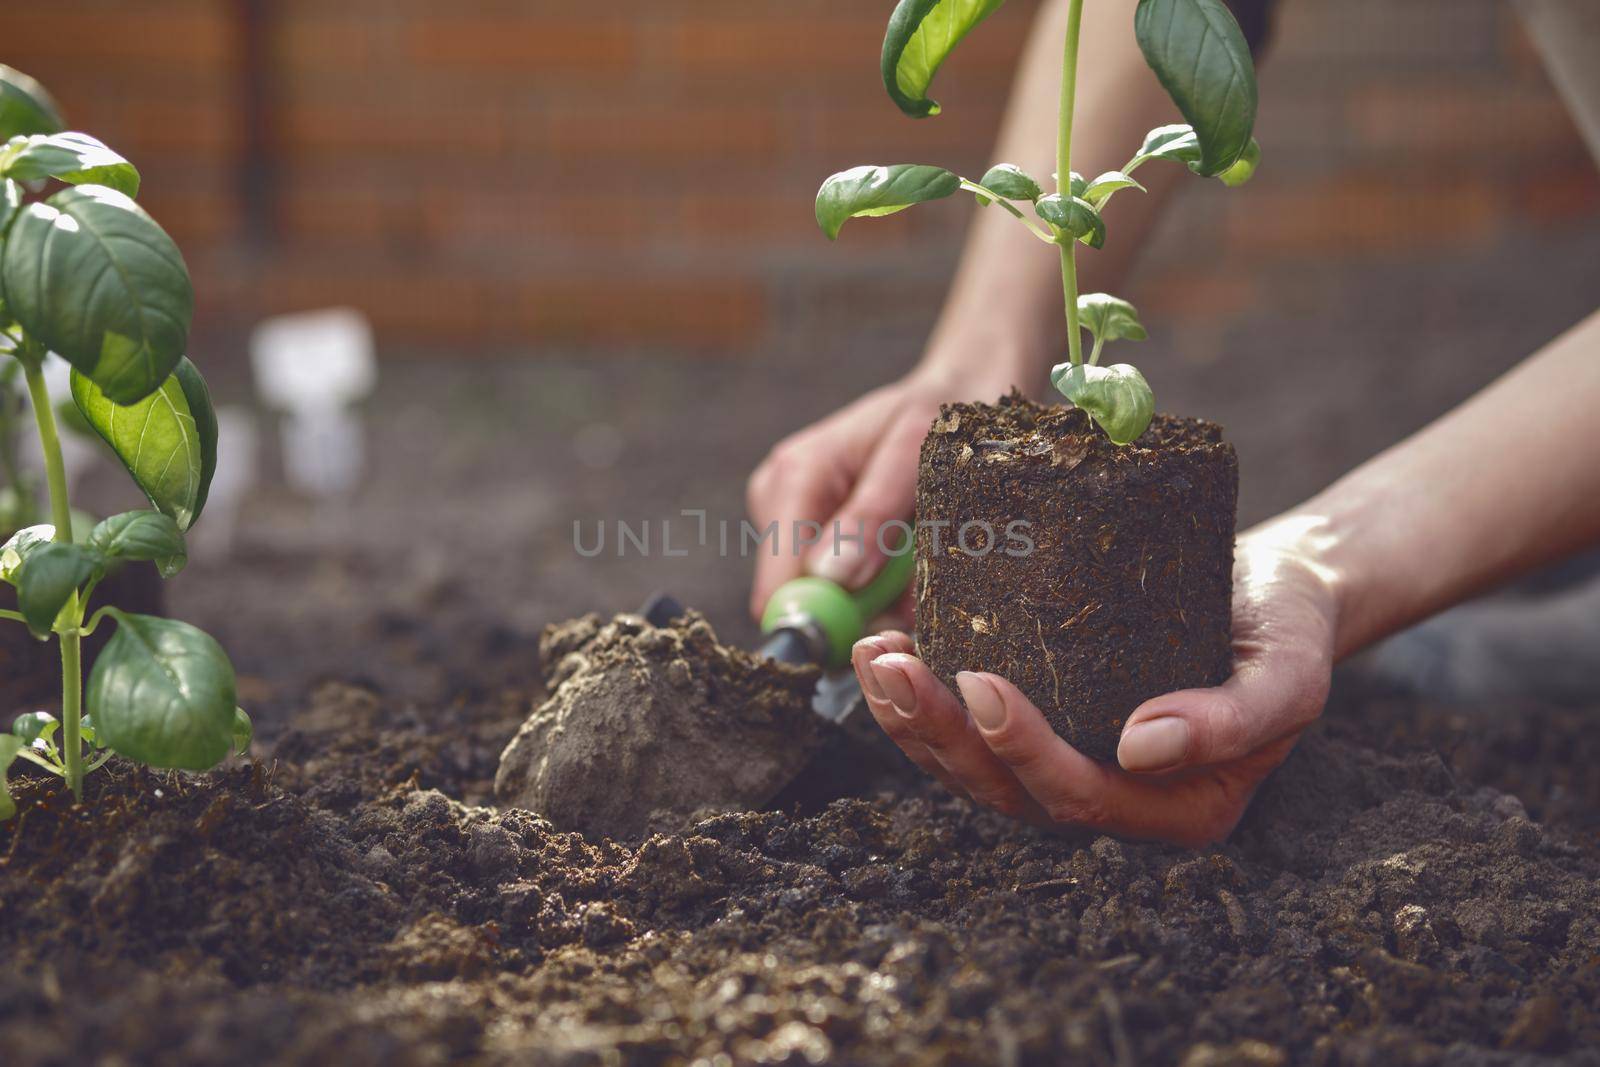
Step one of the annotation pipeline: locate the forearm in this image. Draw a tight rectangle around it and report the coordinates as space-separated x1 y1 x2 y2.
919 0 1188 395
1262 308 1600 658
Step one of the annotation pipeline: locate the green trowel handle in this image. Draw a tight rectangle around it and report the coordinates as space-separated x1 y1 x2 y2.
759 529 916 669
853 537 916 621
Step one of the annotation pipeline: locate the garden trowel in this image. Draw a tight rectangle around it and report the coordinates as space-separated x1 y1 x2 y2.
639 536 916 725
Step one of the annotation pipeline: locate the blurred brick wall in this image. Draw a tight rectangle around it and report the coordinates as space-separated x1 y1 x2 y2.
6 0 1596 355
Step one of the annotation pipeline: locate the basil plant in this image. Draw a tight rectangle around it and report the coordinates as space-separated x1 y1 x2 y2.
816 0 1262 444
0 65 248 819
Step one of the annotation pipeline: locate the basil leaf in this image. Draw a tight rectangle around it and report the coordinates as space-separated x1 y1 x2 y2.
1 523 56 584
0 735 22 821
0 65 64 141
71 357 217 531
232 707 253 757
815 164 959 239
1051 363 1156 446
16 541 103 638
88 510 188 578
87 610 238 771
1129 124 1201 170
12 711 56 746
0 133 140 198
1 185 193 405
977 164 1042 202
1218 137 1261 187
1 177 21 236
1083 170 1146 208
882 0 1008 119
1035 194 1105 248
1078 293 1148 343
1134 0 1257 176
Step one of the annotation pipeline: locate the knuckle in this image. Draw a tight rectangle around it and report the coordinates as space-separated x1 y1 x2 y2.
1043 794 1103 827
985 726 1046 772
747 439 804 495
975 790 1028 820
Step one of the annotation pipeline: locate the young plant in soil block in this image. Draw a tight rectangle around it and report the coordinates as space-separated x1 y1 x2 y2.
0 65 249 818
815 0 1260 759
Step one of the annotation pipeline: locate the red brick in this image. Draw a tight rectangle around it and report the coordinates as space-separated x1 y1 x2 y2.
281 104 508 156
511 276 767 348
405 18 636 71
1517 167 1600 226
1140 274 1258 322
1225 175 1500 256
6 10 230 66
1348 84 1581 159
544 105 781 162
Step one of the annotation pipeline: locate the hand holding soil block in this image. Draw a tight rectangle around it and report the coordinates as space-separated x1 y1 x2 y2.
915 394 1237 760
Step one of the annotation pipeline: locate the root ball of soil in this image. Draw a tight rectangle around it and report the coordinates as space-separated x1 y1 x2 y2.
916 394 1238 759
494 610 822 839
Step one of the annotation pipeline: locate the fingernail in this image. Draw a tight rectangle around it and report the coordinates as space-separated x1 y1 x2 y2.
854 639 887 700
1118 717 1190 772
870 655 917 718
809 549 859 587
955 672 1005 731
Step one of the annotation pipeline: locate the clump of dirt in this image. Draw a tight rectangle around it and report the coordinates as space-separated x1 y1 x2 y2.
494 610 823 839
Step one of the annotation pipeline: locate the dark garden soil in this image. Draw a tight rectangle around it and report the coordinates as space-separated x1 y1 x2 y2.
3 619 1598 1066
916 395 1237 760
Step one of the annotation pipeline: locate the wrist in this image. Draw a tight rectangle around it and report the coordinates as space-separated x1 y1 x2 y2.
914 326 1054 400
1249 485 1401 663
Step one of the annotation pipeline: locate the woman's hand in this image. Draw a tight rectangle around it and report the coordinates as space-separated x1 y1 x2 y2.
746 359 1034 624
851 521 1341 846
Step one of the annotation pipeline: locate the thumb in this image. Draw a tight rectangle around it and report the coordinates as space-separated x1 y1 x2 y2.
1116 655 1326 773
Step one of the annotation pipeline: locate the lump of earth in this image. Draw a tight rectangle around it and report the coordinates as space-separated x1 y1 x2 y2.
495 610 822 839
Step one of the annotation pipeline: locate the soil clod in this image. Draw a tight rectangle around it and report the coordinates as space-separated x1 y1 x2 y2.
494 610 822 839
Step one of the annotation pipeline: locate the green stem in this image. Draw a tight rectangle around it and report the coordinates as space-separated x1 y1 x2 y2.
21 357 85 801
1089 334 1105 366
1058 0 1086 367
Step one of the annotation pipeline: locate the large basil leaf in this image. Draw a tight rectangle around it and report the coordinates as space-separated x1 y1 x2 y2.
0 735 23 821
1 185 193 404
71 357 217 530
816 164 959 239
0 65 64 141
88 510 188 578
881 0 1008 119
1077 293 1147 343
0 132 140 197
16 541 103 638
1134 0 1257 176
1051 362 1156 446
87 610 237 770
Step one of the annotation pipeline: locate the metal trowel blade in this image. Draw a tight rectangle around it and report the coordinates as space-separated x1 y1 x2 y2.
810 670 866 724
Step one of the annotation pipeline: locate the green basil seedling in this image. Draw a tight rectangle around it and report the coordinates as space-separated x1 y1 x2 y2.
815 0 1263 443
0 65 249 819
